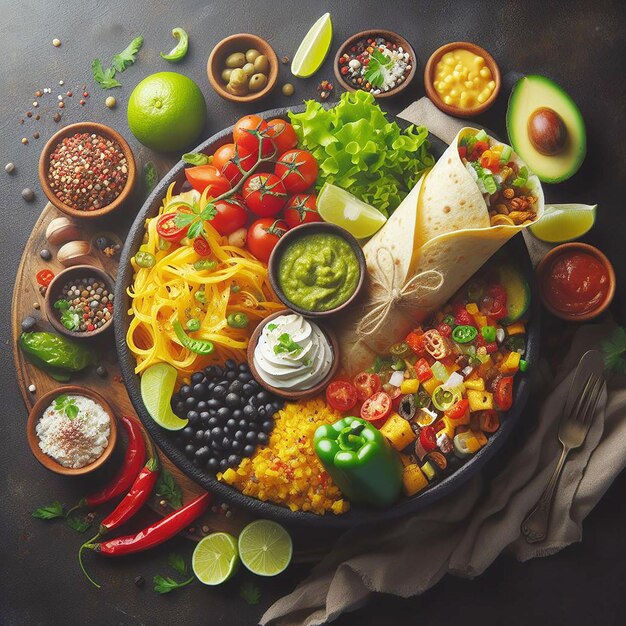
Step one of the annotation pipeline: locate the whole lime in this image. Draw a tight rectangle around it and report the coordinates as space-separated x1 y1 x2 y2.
127 72 206 152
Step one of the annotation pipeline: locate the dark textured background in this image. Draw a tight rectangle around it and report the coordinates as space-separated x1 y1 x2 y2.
1 1 625 624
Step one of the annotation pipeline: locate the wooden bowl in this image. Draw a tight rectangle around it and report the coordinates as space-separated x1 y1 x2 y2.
38 121 136 219
27 386 117 476
268 222 366 318
44 264 115 340
536 242 615 321
207 34 278 103
333 30 416 98
247 309 340 400
424 42 501 117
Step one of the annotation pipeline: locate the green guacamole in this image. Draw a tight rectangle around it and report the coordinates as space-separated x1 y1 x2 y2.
278 233 360 312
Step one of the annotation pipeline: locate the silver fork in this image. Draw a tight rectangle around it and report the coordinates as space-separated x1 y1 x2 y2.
521 354 606 544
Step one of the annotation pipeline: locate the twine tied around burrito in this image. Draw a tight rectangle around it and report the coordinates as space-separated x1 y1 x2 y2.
356 247 444 339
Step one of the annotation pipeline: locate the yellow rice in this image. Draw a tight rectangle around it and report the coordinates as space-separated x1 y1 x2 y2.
218 397 349 515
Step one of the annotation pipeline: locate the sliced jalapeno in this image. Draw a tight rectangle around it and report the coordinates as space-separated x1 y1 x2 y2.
194 290 207 304
443 314 455 327
135 250 156 268
186 318 201 332
391 357 406 371
452 325 478 344
193 259 217 271
160 27 189 62
226 312 249 328
173 320 214 355
431 385 461 411
481 325 497 342
390 342 410 358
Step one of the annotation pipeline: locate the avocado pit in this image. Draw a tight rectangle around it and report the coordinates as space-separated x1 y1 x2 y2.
527 107 567 156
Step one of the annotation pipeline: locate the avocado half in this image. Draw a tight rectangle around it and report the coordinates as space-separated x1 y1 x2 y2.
506 75 586 184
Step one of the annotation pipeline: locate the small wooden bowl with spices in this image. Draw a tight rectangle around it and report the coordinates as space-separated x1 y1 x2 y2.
38 122 136 219
27 386 118 476
44 265 115 340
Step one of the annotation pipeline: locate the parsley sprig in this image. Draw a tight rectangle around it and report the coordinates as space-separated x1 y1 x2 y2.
54 299 81 331
239 581 261 605
601 326 626 373
364 49 394 88
32 501 92 533
155 468 183 509
173 200 217 240
92 36 144 89
153 553 194 594
273 333 303 356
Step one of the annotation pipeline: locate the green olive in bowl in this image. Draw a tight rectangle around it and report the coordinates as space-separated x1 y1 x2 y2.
253 55 269 73
225 52 246 68
249 73 268 92
246 48 261 63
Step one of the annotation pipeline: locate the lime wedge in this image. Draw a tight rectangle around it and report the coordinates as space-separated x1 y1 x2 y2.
140 363 188 431
192 532 239 585
291 13 333 78
317 183 387 239
238 520 293 577
529 203 597 243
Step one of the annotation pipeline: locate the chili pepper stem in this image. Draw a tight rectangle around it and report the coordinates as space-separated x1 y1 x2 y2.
78 535 102 589
65 499 86 518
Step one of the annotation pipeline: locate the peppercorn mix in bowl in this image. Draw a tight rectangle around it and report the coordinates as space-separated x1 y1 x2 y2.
38 122 136 219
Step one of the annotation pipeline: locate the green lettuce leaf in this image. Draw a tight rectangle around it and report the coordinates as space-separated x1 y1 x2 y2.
289 90 433 217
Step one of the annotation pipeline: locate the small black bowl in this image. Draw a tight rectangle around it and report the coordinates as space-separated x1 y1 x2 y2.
267 222 366 318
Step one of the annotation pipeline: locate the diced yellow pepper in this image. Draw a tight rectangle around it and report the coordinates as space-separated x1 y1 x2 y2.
471 430 488 447
500 351 521 374
400 378 419 394
464 377 485 391
466 302 479 315
506 322 526 336
474 313 488 327
422 377 440 396
439 419 456 440
380 412 416 451
464 433 483 453
402 463 428 496
467 389 494 411
399 452 414 468
445 363 461 374
221 468 237 483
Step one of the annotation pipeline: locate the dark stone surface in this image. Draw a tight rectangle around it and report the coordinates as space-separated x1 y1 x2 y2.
1 0 625 624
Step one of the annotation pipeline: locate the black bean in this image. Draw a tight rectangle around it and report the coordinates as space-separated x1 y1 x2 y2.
207 398 221 409
191 372 205 384
257 432 269 445
257 407 266 418
225 370 237 381
184 444 195 458
256 390 270 403
204 431 212 443
272 400 283 411
213 385 226 399
208 417 219 428
232 409 243 420
193 383 207 397
226 418 237 429
194 430 205 442
197 400 208 412
184 397 196 409
95 365 108 378
213 366 224 379
265 403 275 413
238 371 252 382
211 440 222 451
21 316 37 332
211 427 223 439
206 458 219 473
195 446 210 460
235 430 244 442
238 419 248 429
242 383 255 396
200 411 210 421
39 249 52 261
228 454 241 466
222 436 231 449
219 458 229 471
232 440 243 453
243 404 256 418
245 431 257 444
243 444 256 456
225 359 236 370
262 420 273 432
229 380 243 394
179 385 192 398
187 410 199 422
175 401 185 415
225 393 240 408
182 426 195 441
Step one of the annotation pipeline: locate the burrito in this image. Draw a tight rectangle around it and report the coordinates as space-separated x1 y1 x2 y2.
338 127 544 374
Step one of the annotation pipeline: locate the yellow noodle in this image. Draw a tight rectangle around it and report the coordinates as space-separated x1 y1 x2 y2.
126 184 282 383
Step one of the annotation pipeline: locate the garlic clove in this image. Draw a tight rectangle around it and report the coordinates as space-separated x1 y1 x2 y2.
46 216 82 246
56 240 93 267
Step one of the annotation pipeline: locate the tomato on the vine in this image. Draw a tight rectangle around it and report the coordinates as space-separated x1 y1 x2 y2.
211 194 248 236
243 173 288 217
215 144 256 186
275 149 318 194
156 211 190 242
325 380 358 412
233 115 275 158
283 193 320 228
184 164 231 197
247 218 288 264
267 119 298 154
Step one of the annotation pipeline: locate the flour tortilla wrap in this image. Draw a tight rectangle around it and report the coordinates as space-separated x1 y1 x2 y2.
338 127 544 374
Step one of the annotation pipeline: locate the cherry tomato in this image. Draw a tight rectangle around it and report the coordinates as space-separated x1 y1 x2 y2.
246 218 288 264
233 114 275 157
275 149 318 194
211 194 248 236
156 211 189 242
445 399 469 421
243 173 288 217
216 144 256 186
495 376 514 411
420 425 438 452
185 164 231 197
353 372 381 403
325 380 358 412
360 391 392 423
267 119 298 154
193 237 211 257
283 193 320 229
36 269 54 286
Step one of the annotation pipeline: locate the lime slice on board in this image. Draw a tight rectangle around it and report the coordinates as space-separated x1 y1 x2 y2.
238 520 293 577
192 532 240 585
140 363 188 431
291 13 333 78
317 183 387 239
529 203 596 243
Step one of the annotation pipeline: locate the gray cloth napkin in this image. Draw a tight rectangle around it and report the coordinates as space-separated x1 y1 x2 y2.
260 100 625 626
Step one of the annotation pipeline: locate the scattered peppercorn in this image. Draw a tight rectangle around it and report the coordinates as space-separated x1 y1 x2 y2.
53 112 62 123
66 91 73 97
83 91 89 98
33 132 40 139
52 38 61 47
21 138 28 145
40 249 52 261
94 236 110 250
35 114 40 120
79 99 86 106
33 101 38 108
281 83 295 96
105 96 117 109
96 364 108 378
134 575 145 588
33 302 40 310
58 101 64 109
35 90 42 98
21 188 34 201
21 316 37 332
59 80 64 86
281 55 290 64
26 111 32 118
28 384 37 393
5 162 15 174
39 285 47 296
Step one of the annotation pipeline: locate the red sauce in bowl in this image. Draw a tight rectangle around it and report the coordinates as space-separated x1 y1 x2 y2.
543 251 609 315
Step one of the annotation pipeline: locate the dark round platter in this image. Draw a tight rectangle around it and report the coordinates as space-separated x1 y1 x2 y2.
114 104 540 528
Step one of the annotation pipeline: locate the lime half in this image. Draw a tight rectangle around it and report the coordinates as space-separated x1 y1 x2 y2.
291 13 333 78
238 520 293 577
140 363 188 431
530 203 597 243
192 532 239 585
318 183 387 239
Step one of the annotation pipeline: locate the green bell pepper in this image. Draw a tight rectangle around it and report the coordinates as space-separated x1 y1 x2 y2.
313 417 402 507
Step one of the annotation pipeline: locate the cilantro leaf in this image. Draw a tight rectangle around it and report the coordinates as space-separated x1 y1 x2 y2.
66 515 92 533
273 333 303 356
143 162 159 196
512 166 529 188
173 212 198 228
168 553 188 576
239 581 261 605
267 323 278 331
156 469 183 509
153 575 193 595
92 59 121 89
200 203 217 221
601 327 626 373
364 49 393 88
32 501 65 520
54 299 71 310
186 220 205 240
61 309 81 331
111 36 144 73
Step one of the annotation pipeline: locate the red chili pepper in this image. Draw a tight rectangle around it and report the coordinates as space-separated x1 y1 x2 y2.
420 425 437 452
415 358 433 382
90 492 210 556
458 145 467 159
437 322 452 337
36 269 55 286
97 435 159 536
455 309 476 328
193 236 211 257
76 416 146 509
406 332 425 354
